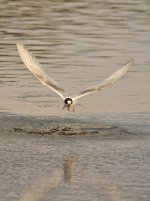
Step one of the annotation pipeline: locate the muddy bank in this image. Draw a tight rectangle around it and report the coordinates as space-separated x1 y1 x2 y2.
0 114 132 136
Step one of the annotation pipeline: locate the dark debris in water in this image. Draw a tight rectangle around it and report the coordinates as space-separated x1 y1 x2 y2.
13 125 97 136
0 115 131 137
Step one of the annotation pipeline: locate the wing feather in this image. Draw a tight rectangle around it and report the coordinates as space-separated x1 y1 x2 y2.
17 42 65 99
73 59 134 100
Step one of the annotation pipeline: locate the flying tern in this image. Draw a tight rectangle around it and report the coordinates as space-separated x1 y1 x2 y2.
17 42 134 112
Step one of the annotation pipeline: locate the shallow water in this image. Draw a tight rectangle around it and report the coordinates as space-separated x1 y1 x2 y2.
0 116 150 201
0 0 150 200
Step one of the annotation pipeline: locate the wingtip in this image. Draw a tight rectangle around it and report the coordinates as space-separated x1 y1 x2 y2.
124 58 134 69
16 41 23 49
16 41 26 49
128 58 135 65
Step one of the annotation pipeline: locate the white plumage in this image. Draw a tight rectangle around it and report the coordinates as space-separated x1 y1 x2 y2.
17 42 134 112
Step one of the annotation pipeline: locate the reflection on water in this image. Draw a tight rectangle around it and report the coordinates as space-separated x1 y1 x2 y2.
63 156 76 183
20 169 63 201
0 1 150 201
20 156 76 201
20 155 124 201
0 132 149 201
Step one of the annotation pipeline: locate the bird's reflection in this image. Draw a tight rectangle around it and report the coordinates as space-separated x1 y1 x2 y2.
63 156 76 183
20 155 124 201
20 156 76 201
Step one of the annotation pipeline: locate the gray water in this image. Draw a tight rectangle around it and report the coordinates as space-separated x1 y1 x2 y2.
0 0 150 200
0 130 150 201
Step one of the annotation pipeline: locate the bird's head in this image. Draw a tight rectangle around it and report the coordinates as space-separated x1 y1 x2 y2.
64 98 73 105
63 98 75 112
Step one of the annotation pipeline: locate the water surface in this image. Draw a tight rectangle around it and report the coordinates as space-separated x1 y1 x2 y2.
0 118 150 201
0 0 150 127
0 0 150 200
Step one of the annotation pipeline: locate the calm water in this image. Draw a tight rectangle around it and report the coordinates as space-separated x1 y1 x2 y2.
0 0 150 200
0 132 149 201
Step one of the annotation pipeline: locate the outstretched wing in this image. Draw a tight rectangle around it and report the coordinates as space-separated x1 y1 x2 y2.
73 59 134 101
17 42 66 100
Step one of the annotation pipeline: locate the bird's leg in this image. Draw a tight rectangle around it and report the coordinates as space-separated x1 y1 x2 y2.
63 104 75 112
72 105 75 112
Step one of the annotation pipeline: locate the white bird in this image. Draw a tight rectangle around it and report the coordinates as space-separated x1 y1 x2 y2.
17 42 134 112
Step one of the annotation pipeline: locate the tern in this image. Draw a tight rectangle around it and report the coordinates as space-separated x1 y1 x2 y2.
17 42 134 112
